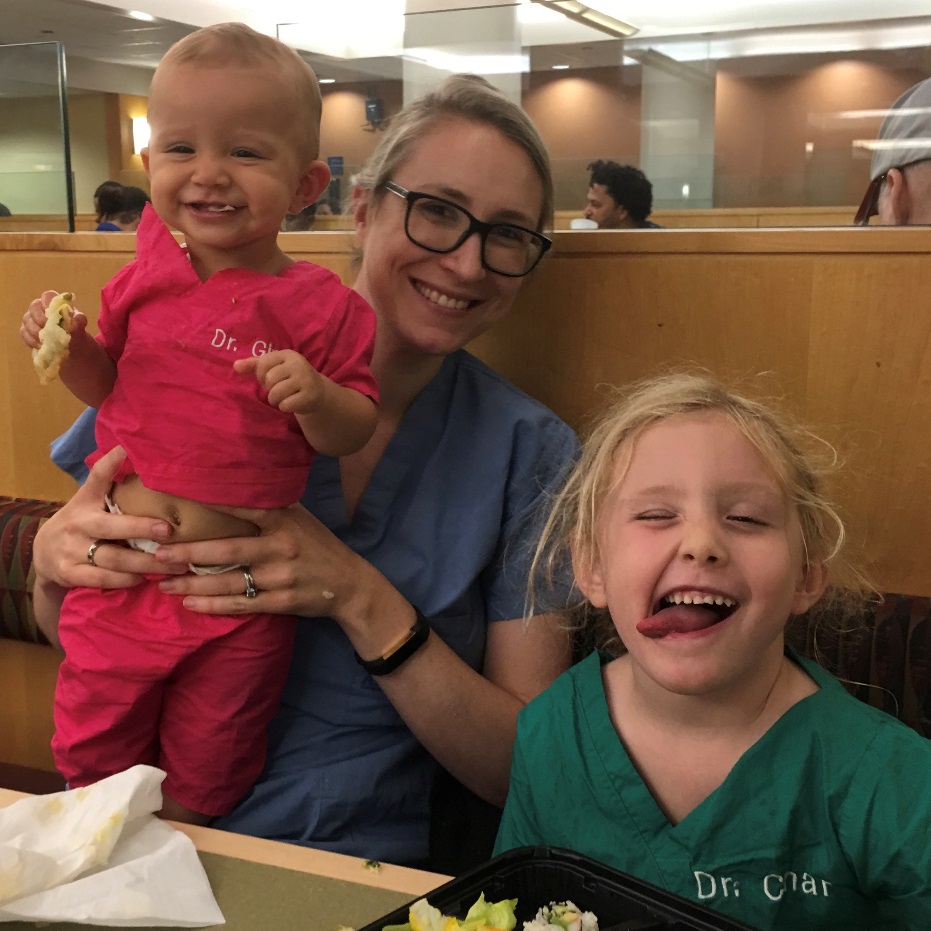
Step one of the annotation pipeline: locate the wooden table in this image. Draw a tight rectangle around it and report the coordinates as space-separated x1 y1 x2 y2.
0 787 451 930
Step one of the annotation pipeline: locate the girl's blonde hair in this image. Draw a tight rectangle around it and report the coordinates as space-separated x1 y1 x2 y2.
351 74 554 233
531 372 874 655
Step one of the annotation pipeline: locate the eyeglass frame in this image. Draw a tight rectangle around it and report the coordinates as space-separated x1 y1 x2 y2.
382 181 552 277
854 172 888 226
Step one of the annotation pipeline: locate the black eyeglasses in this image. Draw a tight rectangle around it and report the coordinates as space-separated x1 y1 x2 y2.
854 173 887 226
384 181 551 277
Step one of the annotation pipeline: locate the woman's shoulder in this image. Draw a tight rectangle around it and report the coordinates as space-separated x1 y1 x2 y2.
449 350 577 440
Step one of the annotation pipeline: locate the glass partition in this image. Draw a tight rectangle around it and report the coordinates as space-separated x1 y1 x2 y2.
2 5 926 231
281 4 931 228
0 41 74 231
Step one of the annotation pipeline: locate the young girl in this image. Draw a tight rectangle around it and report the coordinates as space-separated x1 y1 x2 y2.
495 373 931 930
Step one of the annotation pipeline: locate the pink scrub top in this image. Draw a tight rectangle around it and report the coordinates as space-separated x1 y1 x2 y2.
90 206 377 507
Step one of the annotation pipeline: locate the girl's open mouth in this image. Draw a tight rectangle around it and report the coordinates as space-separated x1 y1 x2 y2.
636 591 739 639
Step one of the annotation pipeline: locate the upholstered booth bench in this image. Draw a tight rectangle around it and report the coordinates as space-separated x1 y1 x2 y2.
1 495 929 796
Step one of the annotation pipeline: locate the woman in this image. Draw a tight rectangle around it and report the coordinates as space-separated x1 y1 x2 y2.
32 75 578 869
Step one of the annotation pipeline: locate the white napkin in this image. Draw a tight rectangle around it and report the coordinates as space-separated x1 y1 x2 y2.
0 765 225 926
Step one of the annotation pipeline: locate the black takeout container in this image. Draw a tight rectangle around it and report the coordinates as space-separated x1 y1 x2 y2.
360 846 757 931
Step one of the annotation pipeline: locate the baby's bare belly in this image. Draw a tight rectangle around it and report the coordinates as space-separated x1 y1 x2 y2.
111 475 259 543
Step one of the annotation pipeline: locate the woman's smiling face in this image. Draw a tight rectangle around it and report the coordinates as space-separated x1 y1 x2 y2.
351 117 545 359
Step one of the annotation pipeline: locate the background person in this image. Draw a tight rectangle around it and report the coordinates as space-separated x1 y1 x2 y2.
94 182 151 231
584 159 660 229
855 76 931 225
281 202 318 231
21 23 378 825
32 73 578 871
93 180 123 227
495 373 931 929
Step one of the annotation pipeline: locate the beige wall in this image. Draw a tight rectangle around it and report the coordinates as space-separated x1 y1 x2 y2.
318 82 403 185
715 61 927 209
1 58 928 223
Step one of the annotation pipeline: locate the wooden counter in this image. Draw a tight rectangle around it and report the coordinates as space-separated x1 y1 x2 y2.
0 786 449 930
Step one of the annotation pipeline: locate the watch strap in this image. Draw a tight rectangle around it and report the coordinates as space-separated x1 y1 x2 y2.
355 606 430 676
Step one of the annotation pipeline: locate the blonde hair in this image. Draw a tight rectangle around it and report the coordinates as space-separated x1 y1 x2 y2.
532 372 874 655
352 74 553 232
150 23 322 159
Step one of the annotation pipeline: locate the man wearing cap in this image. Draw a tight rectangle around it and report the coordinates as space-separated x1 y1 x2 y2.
856 76 931 225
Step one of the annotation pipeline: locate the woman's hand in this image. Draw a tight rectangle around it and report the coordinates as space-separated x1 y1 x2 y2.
34 446 178 591
154 503 383 631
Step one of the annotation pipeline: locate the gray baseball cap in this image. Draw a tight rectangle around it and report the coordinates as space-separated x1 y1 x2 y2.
870 77 931 181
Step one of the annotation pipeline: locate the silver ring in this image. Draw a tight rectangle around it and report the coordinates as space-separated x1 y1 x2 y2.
243 568 258 599
87 541 101 566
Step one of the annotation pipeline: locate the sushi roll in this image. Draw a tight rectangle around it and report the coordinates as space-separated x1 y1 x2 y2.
522 901 598 931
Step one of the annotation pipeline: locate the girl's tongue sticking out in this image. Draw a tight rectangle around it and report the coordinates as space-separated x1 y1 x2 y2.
637 593 738 639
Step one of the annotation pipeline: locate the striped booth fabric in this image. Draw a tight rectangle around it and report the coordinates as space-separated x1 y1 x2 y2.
788 594 931 738
0 495 63 645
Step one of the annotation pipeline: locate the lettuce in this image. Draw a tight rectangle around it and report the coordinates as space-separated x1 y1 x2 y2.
385 894 517 931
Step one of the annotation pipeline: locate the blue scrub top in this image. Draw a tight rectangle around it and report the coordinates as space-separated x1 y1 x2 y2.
50 406 98 484
50 349 579 866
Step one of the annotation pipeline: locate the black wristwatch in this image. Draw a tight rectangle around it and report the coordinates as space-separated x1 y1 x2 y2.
354 606 431 676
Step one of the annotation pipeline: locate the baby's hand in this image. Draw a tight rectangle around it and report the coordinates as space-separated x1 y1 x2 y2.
234 350 324 415
20 290 87 349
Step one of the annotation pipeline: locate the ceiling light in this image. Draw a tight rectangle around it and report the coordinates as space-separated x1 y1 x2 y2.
319 78 336 84
529 0 639 38
127 10 156 21
552 64 570 69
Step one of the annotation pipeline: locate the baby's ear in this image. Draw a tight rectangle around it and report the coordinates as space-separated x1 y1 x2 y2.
792 560 829 615
290 160 330 215
571 542 608 609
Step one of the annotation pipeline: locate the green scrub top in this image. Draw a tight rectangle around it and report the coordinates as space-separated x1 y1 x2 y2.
496 650 931 930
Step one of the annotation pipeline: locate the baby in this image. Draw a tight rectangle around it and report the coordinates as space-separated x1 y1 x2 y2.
20 23 378 823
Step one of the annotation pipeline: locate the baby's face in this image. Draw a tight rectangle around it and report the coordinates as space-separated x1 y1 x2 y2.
143 62 319 271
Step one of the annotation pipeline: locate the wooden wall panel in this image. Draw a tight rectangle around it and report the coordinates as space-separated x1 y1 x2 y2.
1 227 929 596
469 229 931 597
0 232 354 504
0 640 60 771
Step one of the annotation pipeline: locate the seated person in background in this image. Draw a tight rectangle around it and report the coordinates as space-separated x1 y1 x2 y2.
855 76 931 226
584 159 660 229
20 22 378 825
0 202 11 216
93 180 123 228
495 373 931 929
94 183 151 231
281 202 317 231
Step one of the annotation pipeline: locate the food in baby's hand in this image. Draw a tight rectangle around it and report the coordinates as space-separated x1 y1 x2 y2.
33 291 76 385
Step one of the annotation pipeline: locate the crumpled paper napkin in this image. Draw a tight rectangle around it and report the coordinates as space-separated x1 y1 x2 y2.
0 764 224 926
